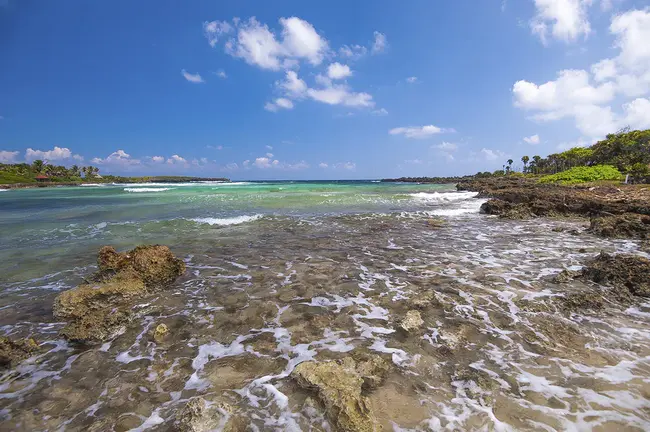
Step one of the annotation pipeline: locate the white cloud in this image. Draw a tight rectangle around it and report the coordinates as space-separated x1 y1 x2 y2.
279 17 329 66
339 44 367 60
530 0 592 44
623 97 650 129
318 162 328 168
307 85 373 107
334 162 356 170
406 76 418 83
389 125 453 139
327 62 352 80
514 8 650 138
254 157 277 168
181 69 204 83
266 145 273 150
91 149 140 165
266 152 274 158
203 20 233 47
404 159 423 165
480 148 507 161
215 69 227 79
151 156 165 163
278 70 308 97
25 146 82 162
265 97 294 112
0 150 19 163
167 154 187 165
372 108 388 116
222 17 329 71
434 142 458 152
523 134 541 144
275 98 294 109
243 160 251 168
372 31 387 54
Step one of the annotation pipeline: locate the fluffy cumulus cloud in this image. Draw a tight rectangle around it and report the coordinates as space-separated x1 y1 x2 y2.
25 146 83 162
214 17 329 70
318 162 328 168
250 155 309 170
167 154 187 165
91 149 140 165
514 8 650 139
372 108 388 116
333 162 356 170
181 69 204 83
205 17 378 112
273 70 373 109
215 69 227 79
433 142 458 161
523 134 541 144
530 0 592 44
151 156 165 163
0 150 19 163
389 125 454 139
327 62 352 80
406 76 418 83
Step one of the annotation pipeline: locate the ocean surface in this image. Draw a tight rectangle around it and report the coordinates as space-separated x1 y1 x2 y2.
1 181 649 431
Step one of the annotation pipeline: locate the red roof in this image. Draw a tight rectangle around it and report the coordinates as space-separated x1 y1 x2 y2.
35 175 49 179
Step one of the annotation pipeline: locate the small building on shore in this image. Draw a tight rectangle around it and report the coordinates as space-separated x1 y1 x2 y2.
35 174 49 182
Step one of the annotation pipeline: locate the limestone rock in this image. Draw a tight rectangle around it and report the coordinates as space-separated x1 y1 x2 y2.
153 323 169 343
588 213 650 239
53 245 185 344
553 269 581 284
398 310 423 333
292 359 380 432
582 252 650 297
176 397 238 432
0 336 39 369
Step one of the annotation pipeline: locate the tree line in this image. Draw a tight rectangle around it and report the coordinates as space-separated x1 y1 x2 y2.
0 160 101 183
477 128 650 182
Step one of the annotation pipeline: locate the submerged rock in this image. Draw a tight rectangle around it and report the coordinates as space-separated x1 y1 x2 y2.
582 252 650 297
292 358 381 432
426 218 446 229
587 213 650 239
153 323 169 343
561 291 606 311
0 336 39 369
53 245 185 344
176 397 235 432
397 310 424 333
553 269 581 284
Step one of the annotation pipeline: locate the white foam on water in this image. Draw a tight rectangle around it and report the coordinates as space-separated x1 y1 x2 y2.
0 189 8 192
124 187 173 193
409 191 479 202
426 199 487 216
191 214 263 226
80 183 105 187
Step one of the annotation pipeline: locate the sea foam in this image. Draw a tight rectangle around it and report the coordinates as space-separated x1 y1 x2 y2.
124 187 173 193
409 191 479 202
191 214 263 226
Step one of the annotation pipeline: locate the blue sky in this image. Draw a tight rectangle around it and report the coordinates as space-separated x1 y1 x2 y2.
0 0 649 179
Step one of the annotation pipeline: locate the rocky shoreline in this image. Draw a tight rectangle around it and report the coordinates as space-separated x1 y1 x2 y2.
458 176 650 240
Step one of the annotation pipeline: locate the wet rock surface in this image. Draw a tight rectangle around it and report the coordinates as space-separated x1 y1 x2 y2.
588 213 650 239
52 245 185 343
462 177 650 225
292 357 383 432
582 252 650 297
0 336 39 369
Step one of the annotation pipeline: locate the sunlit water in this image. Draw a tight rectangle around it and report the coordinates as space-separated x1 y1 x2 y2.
1 181 649 431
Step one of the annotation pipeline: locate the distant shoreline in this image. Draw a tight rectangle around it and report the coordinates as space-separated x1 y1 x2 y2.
0 177 231 189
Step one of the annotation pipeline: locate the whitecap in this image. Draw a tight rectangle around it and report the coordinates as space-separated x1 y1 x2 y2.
80 183 105 187
409 191 479 202
123 187 173 193
191 214 263 226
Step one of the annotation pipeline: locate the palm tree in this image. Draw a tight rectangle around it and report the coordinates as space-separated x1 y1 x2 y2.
31 159 44 173
521 155 529 173
506 159 513 174
532 155 542 174
71 165 80 177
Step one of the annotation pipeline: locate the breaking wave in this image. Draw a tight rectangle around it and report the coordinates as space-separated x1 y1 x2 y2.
190 214 263 226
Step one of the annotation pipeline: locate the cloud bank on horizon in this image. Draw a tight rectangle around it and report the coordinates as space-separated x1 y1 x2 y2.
0 0 649 178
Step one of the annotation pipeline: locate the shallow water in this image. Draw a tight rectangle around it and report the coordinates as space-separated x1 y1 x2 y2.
1 181 649 431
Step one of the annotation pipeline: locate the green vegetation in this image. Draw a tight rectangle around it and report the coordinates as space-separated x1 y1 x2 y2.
0 160 229 186
539 165 624 185
474 128 650 184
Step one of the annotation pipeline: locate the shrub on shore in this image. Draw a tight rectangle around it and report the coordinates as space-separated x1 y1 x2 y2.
538 165 623 185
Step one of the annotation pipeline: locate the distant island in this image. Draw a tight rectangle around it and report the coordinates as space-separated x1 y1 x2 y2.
381 176 473 184
0 161 229 188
